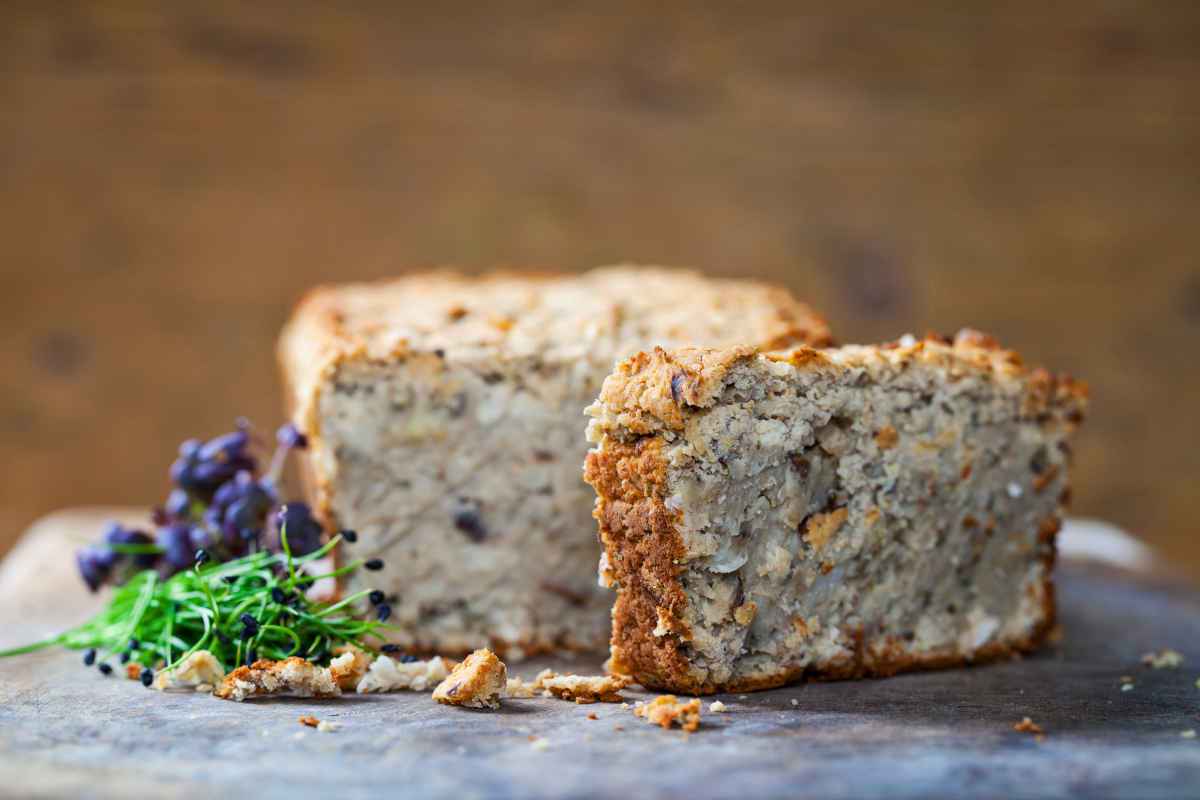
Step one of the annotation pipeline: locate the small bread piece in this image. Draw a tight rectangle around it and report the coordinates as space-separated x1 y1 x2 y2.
505 668 558 698
432 648 507 709
356 655 455 693
329 645 373 691
635 696 702 732
279 267 832 658
214 657 340 702
540 673 633 704
153 650 226 692
585 333 1087 694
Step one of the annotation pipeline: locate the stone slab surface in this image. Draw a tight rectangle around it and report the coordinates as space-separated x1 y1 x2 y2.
1 511 1198 799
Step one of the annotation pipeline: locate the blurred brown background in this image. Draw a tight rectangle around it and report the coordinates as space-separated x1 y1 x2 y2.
1 3 1197 574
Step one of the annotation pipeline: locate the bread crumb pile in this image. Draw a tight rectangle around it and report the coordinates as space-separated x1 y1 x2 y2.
634 695 701 732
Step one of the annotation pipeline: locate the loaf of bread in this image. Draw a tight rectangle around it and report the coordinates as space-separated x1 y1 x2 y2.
278 267 832 657
583 332 1086 693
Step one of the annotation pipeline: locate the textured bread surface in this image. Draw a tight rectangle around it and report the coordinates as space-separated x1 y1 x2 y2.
278 267 831 658
584 332 1086 694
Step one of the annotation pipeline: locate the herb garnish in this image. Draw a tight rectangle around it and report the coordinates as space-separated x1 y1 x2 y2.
0 530 394 680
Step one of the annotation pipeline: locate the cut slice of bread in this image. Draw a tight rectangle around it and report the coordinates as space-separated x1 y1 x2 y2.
584 332 1086 694
277 266 832 658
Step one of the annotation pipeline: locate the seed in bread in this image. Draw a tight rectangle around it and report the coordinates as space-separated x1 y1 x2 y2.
278 266 831 658
584 332 1086 694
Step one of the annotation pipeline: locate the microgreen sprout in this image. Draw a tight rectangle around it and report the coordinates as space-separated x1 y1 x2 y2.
0 530 395 677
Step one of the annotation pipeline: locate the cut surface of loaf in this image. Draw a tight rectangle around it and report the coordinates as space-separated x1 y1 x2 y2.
278 266 832 657
583 332 1086 694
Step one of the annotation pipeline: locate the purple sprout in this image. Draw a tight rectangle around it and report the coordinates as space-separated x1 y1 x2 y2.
76 419 327 591
271 503 323 557
75 546 114 593
169 424 257 499
155 523 196 572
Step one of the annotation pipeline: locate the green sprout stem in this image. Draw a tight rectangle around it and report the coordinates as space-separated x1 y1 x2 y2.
0 541 389 674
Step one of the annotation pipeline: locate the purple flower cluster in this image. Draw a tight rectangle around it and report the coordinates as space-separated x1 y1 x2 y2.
76 421 320 592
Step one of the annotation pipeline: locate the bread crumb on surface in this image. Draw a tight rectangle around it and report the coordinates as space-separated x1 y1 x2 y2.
1141 649 1184 669
1013 717 1044 735
153 650 226 693
357 655 455 693
790 698 799 707
634 695 701 732
529 737 550 751
540 673 633 704
329 645 373 691
317 720 338 733
433 648 507 709
506 669 557 698
709 700 727 713
587 712 598 720
299 715 320 728
1181 730 1197 739
214 657 340 702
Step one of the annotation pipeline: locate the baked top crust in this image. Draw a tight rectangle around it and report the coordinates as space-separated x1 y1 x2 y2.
278 266 832 431
588 330 1088 440
284 265 830 361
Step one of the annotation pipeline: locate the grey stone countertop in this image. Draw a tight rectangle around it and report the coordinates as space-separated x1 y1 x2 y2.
1 510 1198 800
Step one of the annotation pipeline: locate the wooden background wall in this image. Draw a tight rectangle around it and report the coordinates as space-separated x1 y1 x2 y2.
2 2 1198 576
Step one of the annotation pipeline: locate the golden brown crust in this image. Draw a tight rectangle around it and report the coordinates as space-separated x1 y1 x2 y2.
593 332 1089 440
593 346 758 435
583 437 693 689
